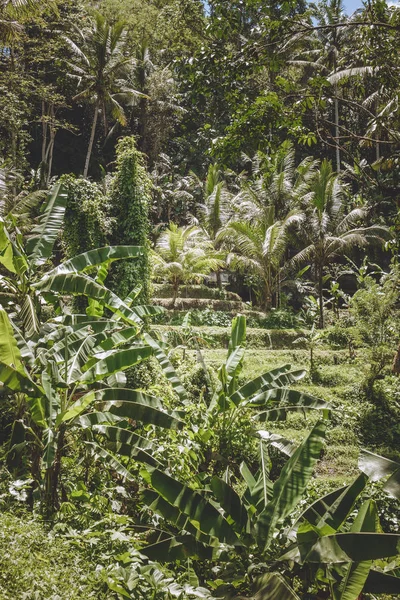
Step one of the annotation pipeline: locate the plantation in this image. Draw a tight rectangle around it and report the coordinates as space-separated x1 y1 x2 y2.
0 0 400 598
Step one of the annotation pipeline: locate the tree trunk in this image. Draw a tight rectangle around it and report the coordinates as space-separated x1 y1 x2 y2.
41 100 48 165
83 103 99 178
318 265 324 329
46 104 56 185
44 425 66 517
334 88 340 173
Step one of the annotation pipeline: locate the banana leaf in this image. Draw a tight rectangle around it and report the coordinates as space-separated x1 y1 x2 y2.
256 421 326 550
142 467 239 545
26 182 67 265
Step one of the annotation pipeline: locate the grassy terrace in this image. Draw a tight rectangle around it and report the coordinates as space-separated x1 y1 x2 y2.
161 326 394 489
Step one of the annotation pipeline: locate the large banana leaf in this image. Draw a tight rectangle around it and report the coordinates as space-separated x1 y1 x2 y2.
33 273 143 326
0 308 22 371
256 421 326 550
57 390 96 425
0 218 17 273
228 314 246 356
19 294 40 338
94 388 184 429
230 365 305 406
142 468 239 545
79 346 153 383
0 361 43 396
363 570 400 594
142 489 217 545
210 476 249 533
143 534 214 561
26 182 67 265
297 473 368 532
48 245 144 275
93 425 161 467
85 441 135 482
333 500 380 600
298 532 400 564
359 449 400 499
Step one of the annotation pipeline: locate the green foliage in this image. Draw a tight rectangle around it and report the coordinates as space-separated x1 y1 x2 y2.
60 175 110 259
108 137 151 304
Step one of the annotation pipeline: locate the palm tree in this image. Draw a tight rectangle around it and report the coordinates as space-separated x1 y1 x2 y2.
196 164 232 287
65 13 144 178
290 159 387 328
153 222 224 304
218 207 301 310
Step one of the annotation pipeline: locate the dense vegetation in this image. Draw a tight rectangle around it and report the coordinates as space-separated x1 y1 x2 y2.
0 0 399 598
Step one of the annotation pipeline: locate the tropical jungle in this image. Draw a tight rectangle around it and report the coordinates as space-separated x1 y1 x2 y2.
0 0 399 598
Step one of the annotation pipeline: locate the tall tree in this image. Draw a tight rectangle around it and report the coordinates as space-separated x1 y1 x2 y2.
65 12 143 178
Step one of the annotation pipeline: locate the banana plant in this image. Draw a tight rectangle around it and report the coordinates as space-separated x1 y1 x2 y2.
202 315 330 459
141 420 327 560
281 467 400 598
0 308 184 514
141 432 400 598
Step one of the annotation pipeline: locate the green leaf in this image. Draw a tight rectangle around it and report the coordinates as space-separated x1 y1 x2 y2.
364 570 400 594
85 441 135 481
26 182 68 265
142 468 239 545
230 365 305 405
210 476 249 533
333 500 380 600
93 425 161 466
33 273 143 327
298 474 368 532
0 218 17 273
48 245 144 275
19 294 40 338
144 333 187 401
94 388 183 429
0 308 22 371
252 573 301 600
79 346 153 383
0 361 43 396
301 532 400 563
228 314 246 356
58 391 96 425
143 534 214 562
142 489 215 544
359 449 400 499
256 421 326 550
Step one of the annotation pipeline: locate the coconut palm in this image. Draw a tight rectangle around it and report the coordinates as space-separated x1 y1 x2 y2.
233 147 319 223
65 13 145 178
290 159 387 328
218 207 301 310
153 222 224 304
197 164 232 240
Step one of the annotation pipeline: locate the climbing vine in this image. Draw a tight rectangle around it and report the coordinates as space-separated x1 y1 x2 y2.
107 137 151 304
60 175 111 259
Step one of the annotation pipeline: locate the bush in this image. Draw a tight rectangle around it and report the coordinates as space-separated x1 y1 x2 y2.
152 283 241 301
